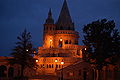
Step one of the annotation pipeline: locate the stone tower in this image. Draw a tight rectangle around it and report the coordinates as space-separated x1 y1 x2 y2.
34 0 84 75
43 9 55 48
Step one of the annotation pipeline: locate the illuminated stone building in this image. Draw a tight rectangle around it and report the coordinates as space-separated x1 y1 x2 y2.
0 0 120 80
34 0 84 75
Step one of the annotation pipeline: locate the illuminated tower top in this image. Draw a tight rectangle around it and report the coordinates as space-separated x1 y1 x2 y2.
56 0 74 30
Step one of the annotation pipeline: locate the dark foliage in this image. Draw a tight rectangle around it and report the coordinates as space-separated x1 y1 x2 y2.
8 29 38 77
83 19 120 69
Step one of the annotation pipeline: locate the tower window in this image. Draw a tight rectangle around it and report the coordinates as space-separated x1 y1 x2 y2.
52 64 54 68
47 64 49 68
49 64 51 68
65 40 68 44
59 65 61 68
69 40 71 44
43 64 44 68
59 39 62 47
50 39 52 48
56 64 58 68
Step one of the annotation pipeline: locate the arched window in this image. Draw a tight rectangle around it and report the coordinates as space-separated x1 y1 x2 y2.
40 64 42 68
49 64 51 68
59 65 61 68
0 65 7 77
56 64 58 68
47 64 49 68
69 40 71 44
52 64 54 68
65 40 68 44
8 67 14 77
59 39 63 47
42 64 44 68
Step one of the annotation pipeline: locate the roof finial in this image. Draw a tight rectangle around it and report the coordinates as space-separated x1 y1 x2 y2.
48 8 52 19
45 8 54 24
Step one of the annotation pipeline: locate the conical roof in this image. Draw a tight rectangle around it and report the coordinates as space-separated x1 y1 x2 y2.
56 0 74 30
45 9 54 24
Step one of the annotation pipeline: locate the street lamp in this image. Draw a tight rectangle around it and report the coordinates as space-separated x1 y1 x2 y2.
26 49 28 51
61 61 64 65
55 59 58 74
55 59 58 63
50 39 52 42
61 61 64 80
50 39 52 48
36 59 39 63
60 39 62 41
33 51 36 54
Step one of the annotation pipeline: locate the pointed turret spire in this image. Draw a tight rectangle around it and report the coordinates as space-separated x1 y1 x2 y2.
56 0 74 30
45 8 54 24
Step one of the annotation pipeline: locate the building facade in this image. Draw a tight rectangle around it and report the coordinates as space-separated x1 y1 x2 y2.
34 0 84 75
1 0 120 80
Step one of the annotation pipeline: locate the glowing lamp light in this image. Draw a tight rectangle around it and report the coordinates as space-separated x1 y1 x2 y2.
85 48 87 50
26 49 28 51
61 61 64 65
50 39 52 42
55 59 58 62
33 51 36 53
60 39 62 41
36 59 39 62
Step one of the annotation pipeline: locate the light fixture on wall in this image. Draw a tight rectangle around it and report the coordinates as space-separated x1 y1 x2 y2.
50 39 52 42
55 59 58 62
60 39 63 41
36 59 39 63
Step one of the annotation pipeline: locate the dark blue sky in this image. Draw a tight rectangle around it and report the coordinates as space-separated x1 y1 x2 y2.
0 0 120 56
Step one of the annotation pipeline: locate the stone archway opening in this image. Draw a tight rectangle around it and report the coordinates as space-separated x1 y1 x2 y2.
0 65 7 78
8 67 14 77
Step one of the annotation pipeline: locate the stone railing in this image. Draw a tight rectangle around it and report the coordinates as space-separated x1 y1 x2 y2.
55 30 79 36
64 44 81 49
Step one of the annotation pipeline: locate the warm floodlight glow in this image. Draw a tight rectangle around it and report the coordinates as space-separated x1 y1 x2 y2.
34 51 36 53
55 59 58 62
26 49 28 51
61 61 64 65
60 39 62 41
50 39 52 42
85 48 87 50
36 59 39 62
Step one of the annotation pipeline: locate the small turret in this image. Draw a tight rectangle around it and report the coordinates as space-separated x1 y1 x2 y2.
45 9 54 24
44 9 55 32
43 9 55 48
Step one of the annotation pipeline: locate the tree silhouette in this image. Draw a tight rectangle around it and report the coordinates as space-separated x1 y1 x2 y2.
83 19 120 80
8 29 38 78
